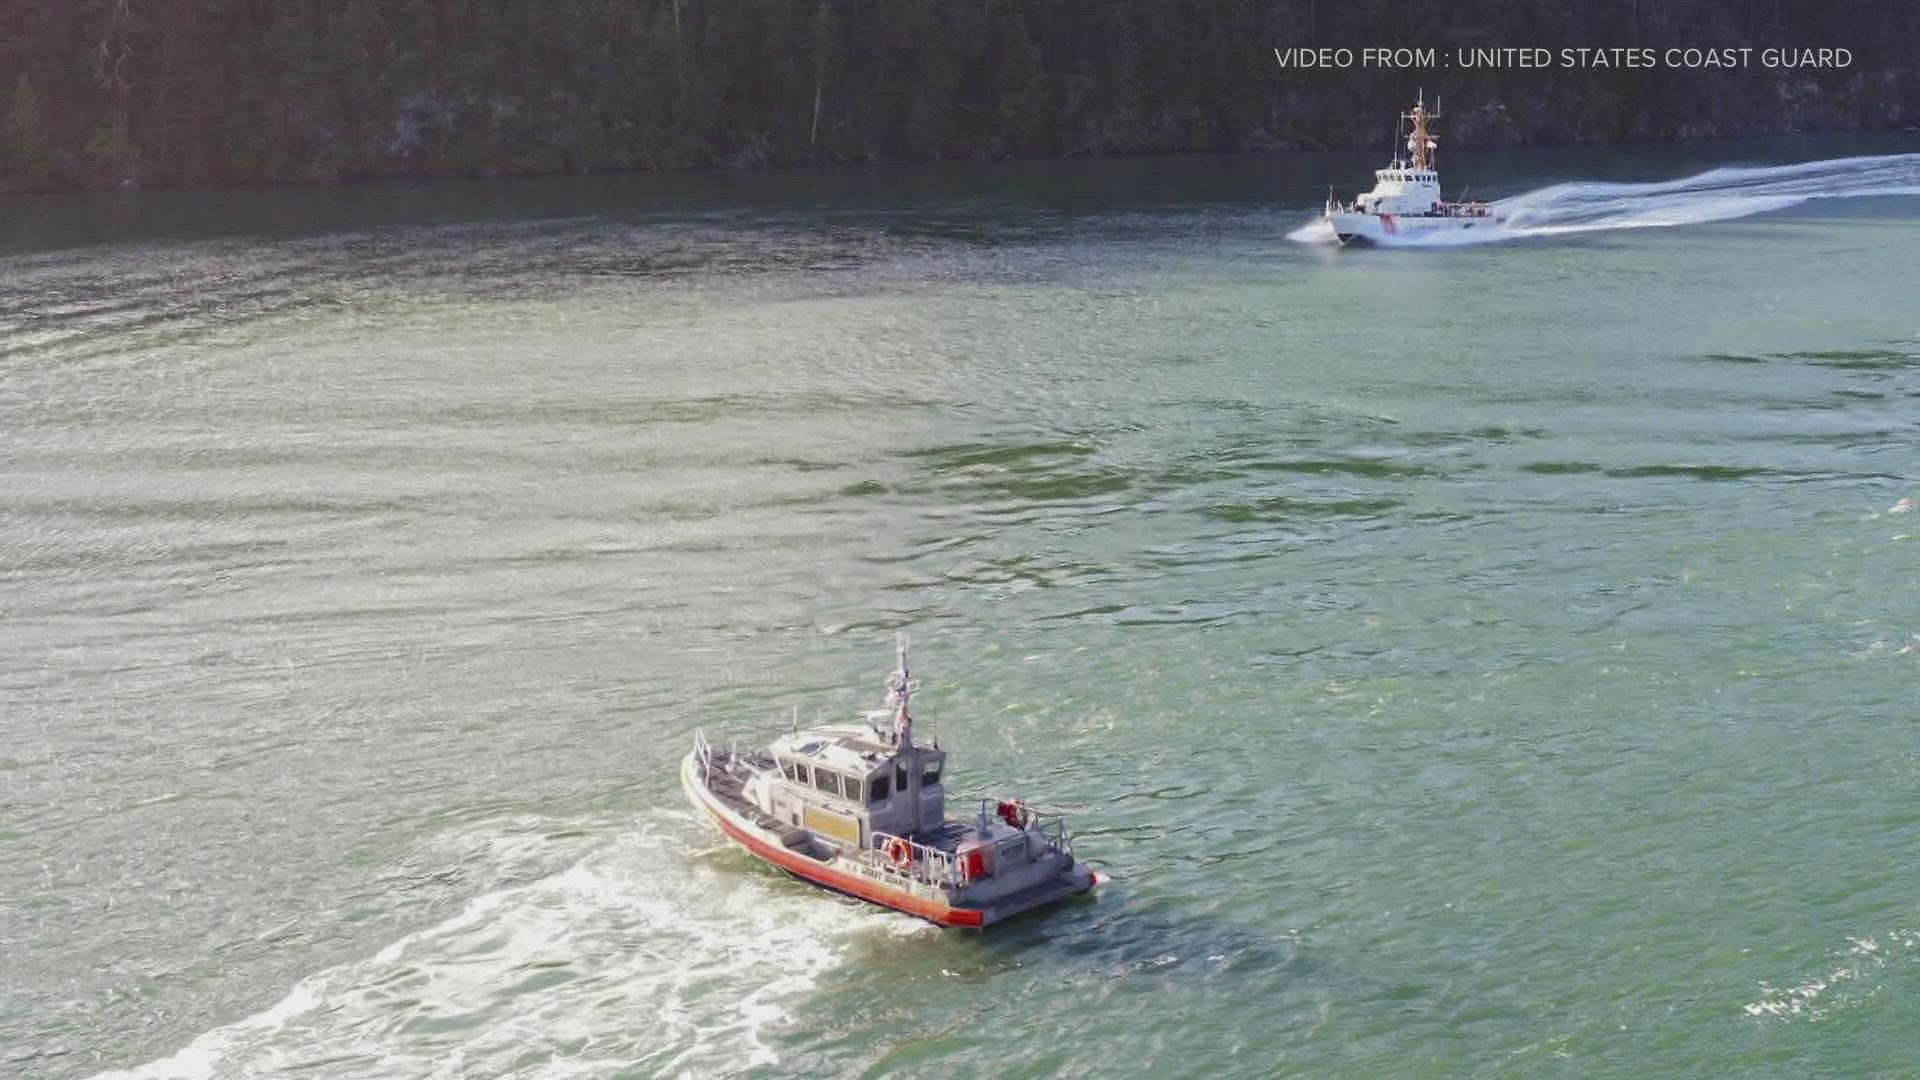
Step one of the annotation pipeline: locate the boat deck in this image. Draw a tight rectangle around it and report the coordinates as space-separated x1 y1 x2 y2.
701 752 833 860
911 819 981 853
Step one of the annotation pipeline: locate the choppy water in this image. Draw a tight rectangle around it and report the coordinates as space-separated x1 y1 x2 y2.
4 138 1918 1078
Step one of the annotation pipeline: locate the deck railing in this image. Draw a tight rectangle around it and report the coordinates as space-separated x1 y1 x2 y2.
974 797 1073 859
693 727 713 780
868 830 963 889
692 725 783 786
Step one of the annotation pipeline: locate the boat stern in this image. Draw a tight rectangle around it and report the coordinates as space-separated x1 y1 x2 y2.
971 859 1099 926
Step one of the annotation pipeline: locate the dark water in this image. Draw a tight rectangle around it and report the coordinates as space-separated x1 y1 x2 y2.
3 137 1918 1078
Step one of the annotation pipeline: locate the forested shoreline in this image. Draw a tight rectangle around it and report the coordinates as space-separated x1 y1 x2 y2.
2 0 1915 193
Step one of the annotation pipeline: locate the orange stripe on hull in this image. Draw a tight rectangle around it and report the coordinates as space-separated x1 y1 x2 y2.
685 759 985 928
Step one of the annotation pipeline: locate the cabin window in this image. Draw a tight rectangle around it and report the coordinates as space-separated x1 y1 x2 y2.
896 761 908 790
921 764 942 787
843 778 862 803
784 760 809 785
814 769 842 798
869 774 890 803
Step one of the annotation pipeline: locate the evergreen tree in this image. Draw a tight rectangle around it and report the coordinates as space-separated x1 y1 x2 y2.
807 0 840 162
995 8 1050 156
0 0 1912 190
85 106 135 183
5 72 53 184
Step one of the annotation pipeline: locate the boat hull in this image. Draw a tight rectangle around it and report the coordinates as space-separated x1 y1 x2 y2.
680 752 1094 927
1324 210 1498 246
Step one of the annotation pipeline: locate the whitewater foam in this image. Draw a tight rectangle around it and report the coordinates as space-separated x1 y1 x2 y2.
91 813 900 1080
1744 929 1920 1021
1288 153 1920 247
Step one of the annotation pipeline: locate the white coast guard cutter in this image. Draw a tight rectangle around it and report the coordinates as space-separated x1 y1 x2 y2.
1319 91 1497 245
681 638 1098 927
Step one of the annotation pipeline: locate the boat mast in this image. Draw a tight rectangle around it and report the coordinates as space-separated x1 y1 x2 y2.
1403 88 1438 171
885 632 913 747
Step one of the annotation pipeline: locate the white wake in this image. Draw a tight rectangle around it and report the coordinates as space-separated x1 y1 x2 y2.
1288 152 1920 246
91 814 924 1080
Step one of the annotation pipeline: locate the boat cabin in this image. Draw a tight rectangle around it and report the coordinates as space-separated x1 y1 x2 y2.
1355 166 1442 215
750 715 946 851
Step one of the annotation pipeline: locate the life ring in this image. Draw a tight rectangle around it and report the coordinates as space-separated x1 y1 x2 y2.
884 836 912 869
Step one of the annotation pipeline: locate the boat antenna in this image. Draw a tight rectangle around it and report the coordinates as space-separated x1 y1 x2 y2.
885 631 914 747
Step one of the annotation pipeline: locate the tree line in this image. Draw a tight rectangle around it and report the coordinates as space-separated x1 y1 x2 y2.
2 0 1914 191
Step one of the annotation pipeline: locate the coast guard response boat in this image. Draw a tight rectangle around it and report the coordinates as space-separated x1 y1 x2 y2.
1320 91 1496 245
681 638 1098 927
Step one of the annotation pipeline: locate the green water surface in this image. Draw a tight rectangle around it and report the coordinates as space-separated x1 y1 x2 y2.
2 138 1917 1078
